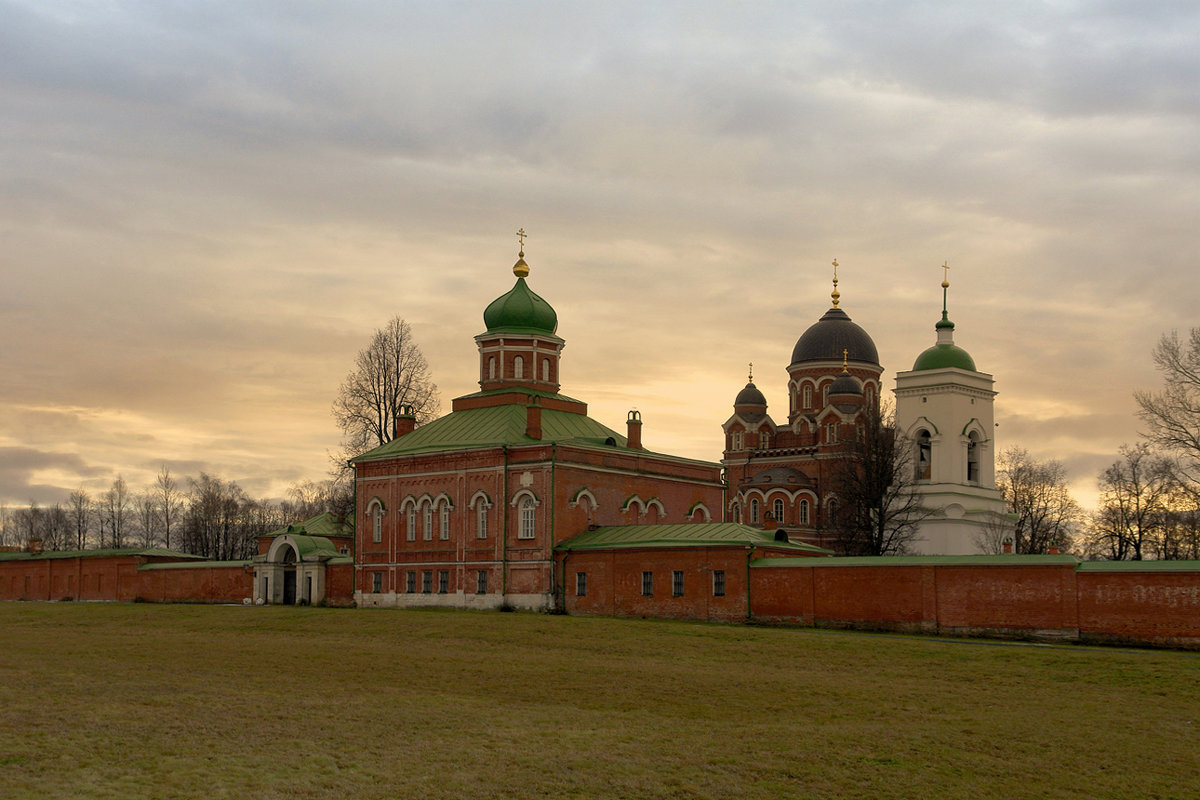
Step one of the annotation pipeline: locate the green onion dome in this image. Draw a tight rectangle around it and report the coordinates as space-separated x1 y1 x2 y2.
483 277 558 335
913 342 976 371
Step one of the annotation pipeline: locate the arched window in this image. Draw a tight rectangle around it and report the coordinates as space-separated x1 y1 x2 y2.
916 430 932 481
865 384 875 408
406 506 416 542
477 503 488 539
826 422 838 443
519 497 536 540
773 498 784 523
803 384 813 409
371 504 383 543
513 355 524 379
750 498 760 524
759 430 770 449
542 358 550 382
488 357 496 380
799 499 810 526
731 431 744 450
423 504 433 541
439 503 450 540
967 431 981 483
822 385 829 406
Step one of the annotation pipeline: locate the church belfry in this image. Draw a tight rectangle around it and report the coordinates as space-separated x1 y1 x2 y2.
894 265 1009 554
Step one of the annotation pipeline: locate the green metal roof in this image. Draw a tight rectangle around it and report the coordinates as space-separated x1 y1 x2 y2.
352 402 629 461
0 547 207 563
753 554 1082 568
1076 559 1200 572
912 343 977 371
263 512 353 540
557 523 833 554
483 277 558 335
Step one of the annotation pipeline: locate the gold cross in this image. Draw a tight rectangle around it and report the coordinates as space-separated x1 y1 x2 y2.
516 228 527 251
748 362 753 382
942 260 950 286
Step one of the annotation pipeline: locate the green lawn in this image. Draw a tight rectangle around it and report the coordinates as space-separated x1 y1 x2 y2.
1 603 1197 800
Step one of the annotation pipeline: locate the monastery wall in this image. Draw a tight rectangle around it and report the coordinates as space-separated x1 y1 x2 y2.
749 557 1200 648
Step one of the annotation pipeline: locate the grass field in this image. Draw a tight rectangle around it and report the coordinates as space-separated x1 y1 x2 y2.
1 603 1197 800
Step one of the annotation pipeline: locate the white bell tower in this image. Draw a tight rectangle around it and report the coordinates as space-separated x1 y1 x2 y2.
894 266 1010 554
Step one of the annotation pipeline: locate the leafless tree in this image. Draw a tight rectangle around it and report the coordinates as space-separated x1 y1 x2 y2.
1088 443 1175 560
827 401 931 555
155 466 182 551
1135 328 1200 491
332 316 440 461
101 476 131 548
133 491 160 549
0 502 10 548
996 447 1082 554
284 478 354 522
68 487 92 550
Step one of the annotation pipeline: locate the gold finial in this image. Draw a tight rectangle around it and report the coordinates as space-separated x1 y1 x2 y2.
748 362 754 383
513 228 529 277
831 258 840 307
842 349 848 371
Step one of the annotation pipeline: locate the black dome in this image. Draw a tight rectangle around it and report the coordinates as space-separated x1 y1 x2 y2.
734 382 767 407
829 371 863 396
791 307 879 366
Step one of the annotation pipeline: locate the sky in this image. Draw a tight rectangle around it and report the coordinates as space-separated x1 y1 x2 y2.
2 0 1198 512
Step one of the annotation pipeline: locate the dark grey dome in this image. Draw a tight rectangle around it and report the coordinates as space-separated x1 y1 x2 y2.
791 308 879 366
829 371 863 396
734 382 767 407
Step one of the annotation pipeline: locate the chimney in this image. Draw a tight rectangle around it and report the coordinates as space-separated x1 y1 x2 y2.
627 410 643 450
525 397 542 440
394 405 416 438
28 537 43 555
1002 537 1013 554
1048 545 1060 555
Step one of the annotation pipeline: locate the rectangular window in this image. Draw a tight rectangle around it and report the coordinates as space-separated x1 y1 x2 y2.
575 572 587 597
641 571 653 597
371 572 383 593
713 570 726 597
477 505 488 539
423 507 433 541
407 509 416 542
476 570 487 595
422 570 433 594
672 570 684 597
438 570 449 594
406 571 416 593
440 506 450 540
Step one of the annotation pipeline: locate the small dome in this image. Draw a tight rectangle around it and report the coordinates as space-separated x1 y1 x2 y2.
735 382 767 407
913 343 976 371
829 371 863 396
483 278 558 334
791 308 879 366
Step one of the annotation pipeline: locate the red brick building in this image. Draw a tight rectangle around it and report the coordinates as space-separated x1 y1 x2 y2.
722 265 881 548
350 247 745 610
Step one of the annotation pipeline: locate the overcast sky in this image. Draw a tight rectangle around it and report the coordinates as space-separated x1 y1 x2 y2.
2 1 1198 512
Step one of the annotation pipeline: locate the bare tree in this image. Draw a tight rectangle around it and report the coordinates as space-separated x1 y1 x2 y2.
284 478 354 522
332 316 440 459
1089 443 1174 560
133 491 160 549
155 466 182 551
68 487 92 550
1135 328 1200 491
1157 503 1200 560
827 401 931 555
996 447 1082 554
101 475 131 548
0 501 9 548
